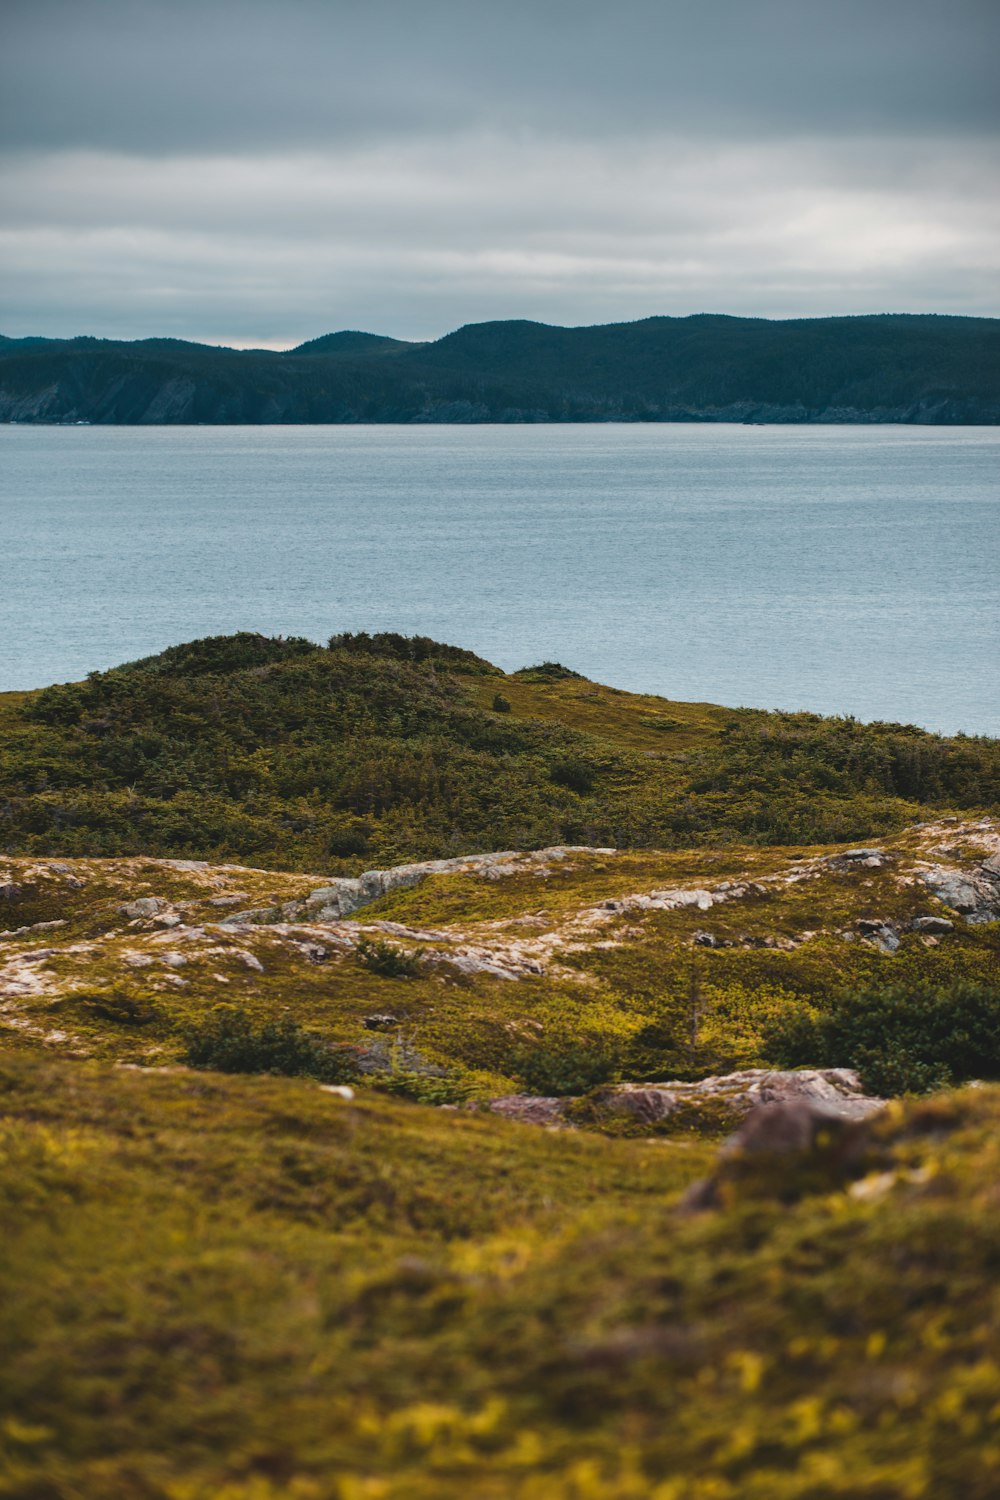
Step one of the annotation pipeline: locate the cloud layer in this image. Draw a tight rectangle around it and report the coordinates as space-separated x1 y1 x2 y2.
2 0 997 342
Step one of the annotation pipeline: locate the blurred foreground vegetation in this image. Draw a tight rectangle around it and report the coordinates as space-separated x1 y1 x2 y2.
3 1051 1000 1498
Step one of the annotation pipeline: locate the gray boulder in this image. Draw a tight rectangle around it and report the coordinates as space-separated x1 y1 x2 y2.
483 1095 568 1126
723 1098 869 1155
919 863 1000 924
118 896 166 920
593 1088 679 1124
857 919 901 953
487 1069 884 1131
911 915 955 934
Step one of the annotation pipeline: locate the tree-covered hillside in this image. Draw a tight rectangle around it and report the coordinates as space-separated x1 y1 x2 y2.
1 312 998 423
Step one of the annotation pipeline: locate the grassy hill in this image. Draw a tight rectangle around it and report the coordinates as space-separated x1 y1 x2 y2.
3 632 1000 1497
3 630 998 871
2 313 998 423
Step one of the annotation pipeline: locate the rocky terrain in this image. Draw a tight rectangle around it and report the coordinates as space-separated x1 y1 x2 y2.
3 816 998 1110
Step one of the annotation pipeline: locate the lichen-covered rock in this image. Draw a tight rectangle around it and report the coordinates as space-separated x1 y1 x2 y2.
118 897 167 920
911 915 955 934
857 918 901 953
493 1070 885 1131
919 863 1000 923
612 1068 883 1120
291 847 619 922
591 1087 679 1124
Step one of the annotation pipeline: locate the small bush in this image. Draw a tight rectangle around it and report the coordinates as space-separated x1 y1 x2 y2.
765 981 1000 1096
549 757 595 795
355 938 423 979
509 1038 620 1097
372 1070 474 1106
491 693 512 714
183 1006 357 1082
327 631 498 675
514 662 583 682
327 820 372 858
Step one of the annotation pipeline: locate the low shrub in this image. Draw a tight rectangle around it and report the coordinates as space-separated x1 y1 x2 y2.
183 1005 357 1082
355 938 423 979
549 757 595 795
513 662 583 682
509 1037 620 1097
371 1070 474 1106
765 981 1000 1096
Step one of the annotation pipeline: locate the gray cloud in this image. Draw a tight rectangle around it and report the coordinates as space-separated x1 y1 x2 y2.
1 0 997 341
3 0 998 152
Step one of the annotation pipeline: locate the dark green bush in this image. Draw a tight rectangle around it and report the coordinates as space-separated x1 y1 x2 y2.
491 693 512 714
355 938 423 979
765 981 1000 1096
326 820 372 858
184 1006 357 1081
509 1038 620 1097
514 662 583 682
549 757 595 794
327 631 497 675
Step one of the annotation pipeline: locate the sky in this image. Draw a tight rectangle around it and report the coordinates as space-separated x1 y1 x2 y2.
1 0 998 346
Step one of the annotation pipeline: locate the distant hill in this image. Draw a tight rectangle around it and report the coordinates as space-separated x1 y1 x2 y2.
1 312 998 423
286 330 414 357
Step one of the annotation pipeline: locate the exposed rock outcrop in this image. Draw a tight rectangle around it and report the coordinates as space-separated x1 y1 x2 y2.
484 1068 885 1130
223 846 615 926
918 859 1000 924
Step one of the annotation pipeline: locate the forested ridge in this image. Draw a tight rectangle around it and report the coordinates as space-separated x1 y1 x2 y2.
2 311 998 423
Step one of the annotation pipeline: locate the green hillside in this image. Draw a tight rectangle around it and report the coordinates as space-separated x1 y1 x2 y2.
2 313 998 423
3 631 998 870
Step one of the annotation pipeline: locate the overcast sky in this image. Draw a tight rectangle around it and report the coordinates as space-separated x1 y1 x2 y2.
1 0 997 345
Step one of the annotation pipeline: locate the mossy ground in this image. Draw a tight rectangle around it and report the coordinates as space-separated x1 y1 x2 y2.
3 1052 1000 1498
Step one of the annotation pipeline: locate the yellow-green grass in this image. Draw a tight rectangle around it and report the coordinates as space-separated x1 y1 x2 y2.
2 1052 1000 1497
464 672 732 752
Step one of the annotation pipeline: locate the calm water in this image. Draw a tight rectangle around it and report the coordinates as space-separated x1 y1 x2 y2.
1 424 997 735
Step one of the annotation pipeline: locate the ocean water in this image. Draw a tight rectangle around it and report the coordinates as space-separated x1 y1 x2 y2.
1 423 997 736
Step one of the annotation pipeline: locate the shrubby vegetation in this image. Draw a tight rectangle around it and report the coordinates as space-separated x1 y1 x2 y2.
2 630 997 868
183 1004 357 1082
355 937 424 978
767 980 1000 1095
